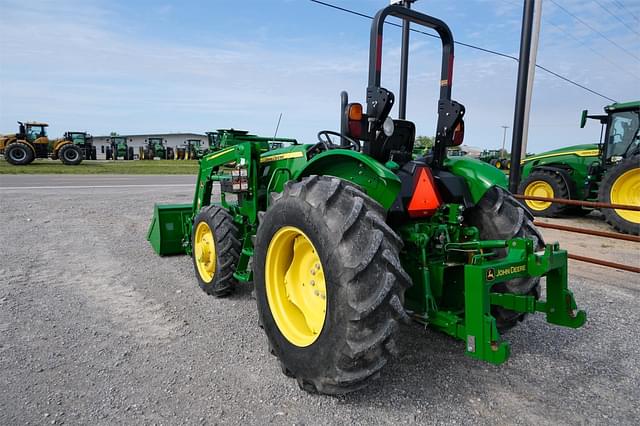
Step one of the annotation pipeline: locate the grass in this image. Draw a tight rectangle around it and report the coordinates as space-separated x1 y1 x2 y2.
0 159 200 174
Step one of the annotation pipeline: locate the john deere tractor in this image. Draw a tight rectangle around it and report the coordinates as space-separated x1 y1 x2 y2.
108 136 134 160
479 149 510 169
63 131 97 160
140 137 174 160
148 5 585 394
519 101 639 235
0 122 83 165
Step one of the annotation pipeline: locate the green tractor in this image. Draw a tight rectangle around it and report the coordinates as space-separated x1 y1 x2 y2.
0 122 83 165
64 131 97 160
140 137 174 160
479 149 510 170
148 5 585 394
519 101 639 235
107 136 134 160
209 129 297 151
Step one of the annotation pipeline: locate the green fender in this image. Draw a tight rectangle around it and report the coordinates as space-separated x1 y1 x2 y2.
444 156 508 204
294 149 401 209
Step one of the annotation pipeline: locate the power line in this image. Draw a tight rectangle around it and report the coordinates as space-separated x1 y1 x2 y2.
593 0 640 36
545 19 639 81
548 0 640 62
611 0 639 22
309 0 617 103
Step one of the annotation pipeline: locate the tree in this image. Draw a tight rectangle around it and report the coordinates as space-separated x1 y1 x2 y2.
415 135 434 149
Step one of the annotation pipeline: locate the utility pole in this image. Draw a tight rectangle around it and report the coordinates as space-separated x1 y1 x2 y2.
509 0 534 194
501 125 509 155
521 0 542 159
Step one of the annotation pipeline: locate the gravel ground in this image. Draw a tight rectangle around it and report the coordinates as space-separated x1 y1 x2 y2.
1 178 639 425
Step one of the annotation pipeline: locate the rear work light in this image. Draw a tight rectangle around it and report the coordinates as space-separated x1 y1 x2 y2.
345 103 366 140
407 167 442 218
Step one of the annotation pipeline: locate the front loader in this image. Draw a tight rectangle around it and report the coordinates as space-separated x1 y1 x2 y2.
148 4 585 394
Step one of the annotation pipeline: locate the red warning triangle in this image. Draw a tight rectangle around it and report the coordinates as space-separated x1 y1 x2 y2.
407 167 442 218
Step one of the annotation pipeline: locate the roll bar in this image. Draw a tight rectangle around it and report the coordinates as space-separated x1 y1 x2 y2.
364 5 463 167
367 5 455 102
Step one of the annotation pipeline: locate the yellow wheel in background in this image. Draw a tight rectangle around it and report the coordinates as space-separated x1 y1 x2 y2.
265 226 327 347
524 180 554 211
610 168 640 224
194 221 216 283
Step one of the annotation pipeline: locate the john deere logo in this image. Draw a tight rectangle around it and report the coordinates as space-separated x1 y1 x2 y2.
486 268 495 281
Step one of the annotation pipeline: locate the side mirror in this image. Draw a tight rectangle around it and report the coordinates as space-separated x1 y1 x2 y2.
580 109 588 128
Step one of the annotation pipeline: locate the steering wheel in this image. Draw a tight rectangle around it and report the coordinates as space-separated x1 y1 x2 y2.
317 130 361 151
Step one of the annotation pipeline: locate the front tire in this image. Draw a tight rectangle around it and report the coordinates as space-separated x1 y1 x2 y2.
599 155 640 235
465 186 544 330
254 176 410 395
192 206 241 297
518 170 569 217
5 142 34 165
59 144 83 165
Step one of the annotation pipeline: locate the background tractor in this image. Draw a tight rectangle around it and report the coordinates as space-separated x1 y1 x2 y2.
107 136 134 160
519 101 639 235
479 149 510 169
148 4 585 394
0 121 83 165
140 137 174 160
63 131 96 160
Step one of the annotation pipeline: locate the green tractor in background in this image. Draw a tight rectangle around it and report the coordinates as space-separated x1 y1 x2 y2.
0 122 83 165
519 101 639 235
479 149 510 170
148 5 585 394
63 131 97 160
107 136 134 160
140 137 174 160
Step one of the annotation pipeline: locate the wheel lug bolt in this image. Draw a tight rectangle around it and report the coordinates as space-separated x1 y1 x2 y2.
310 280 315 286
314 290 319 296
310 270 316 275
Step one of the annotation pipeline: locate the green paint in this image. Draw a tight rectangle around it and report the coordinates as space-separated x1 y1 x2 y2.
295 149 401 209
444 156 508 203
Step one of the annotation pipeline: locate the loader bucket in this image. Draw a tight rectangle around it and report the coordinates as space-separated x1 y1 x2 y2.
147 203 192 255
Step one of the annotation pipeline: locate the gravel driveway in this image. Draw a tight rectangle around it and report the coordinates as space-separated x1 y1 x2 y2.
1 176 638 425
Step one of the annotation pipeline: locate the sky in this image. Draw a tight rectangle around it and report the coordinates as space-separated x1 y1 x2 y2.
0 0 638 153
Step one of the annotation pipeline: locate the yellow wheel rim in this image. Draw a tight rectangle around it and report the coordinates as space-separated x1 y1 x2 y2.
524 180 554 211
194 221 216 283
265 226 327 347
495 160 502 169
610 168 640 224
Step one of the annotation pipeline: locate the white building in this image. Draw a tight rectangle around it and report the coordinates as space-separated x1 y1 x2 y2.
92 133 207 159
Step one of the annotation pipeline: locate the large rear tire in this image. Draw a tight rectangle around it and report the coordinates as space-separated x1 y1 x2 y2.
192 206 241 297
59 144 83 165
599 155 640 235
4 142 34 165
518 170 569 217
465 186 544 330
254 176 410 395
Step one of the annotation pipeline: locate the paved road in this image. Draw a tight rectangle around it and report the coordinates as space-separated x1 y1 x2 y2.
0 174 196 189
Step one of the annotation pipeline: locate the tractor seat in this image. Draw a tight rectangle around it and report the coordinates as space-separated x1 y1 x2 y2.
379 119 416 165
